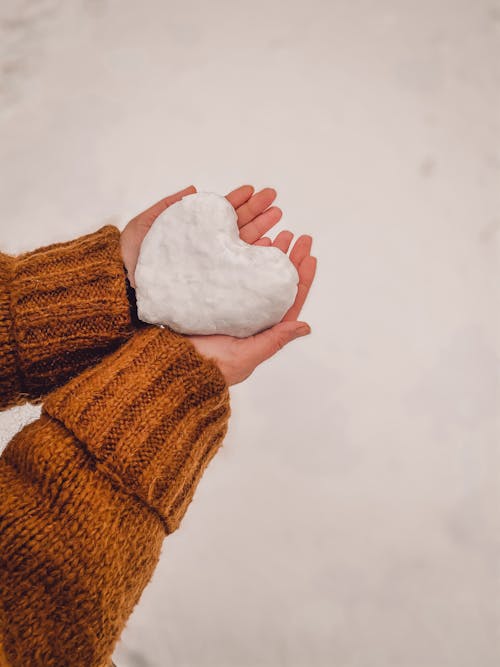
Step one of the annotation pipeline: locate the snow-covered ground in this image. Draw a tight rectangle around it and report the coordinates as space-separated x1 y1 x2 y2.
0 1 499 666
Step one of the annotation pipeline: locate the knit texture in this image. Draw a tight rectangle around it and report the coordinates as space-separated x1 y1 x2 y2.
43 327 230 532
0 236 231 666
0 225 134 409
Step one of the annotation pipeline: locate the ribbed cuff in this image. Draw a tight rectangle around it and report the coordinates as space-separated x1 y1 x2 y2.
43 326 230 532
0 253 22 408
8 226 135 401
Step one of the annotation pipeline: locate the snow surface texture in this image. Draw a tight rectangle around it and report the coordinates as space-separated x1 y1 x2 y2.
135 192 299 337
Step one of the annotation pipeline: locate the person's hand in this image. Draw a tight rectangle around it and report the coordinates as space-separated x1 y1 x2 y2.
189 233 317 385
121 184 283 287
121 183 316 385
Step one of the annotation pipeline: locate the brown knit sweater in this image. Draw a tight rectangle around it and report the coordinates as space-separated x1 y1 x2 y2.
0 227 230 666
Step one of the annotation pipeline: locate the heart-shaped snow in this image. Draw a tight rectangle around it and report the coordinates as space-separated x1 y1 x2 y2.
135 192 299 337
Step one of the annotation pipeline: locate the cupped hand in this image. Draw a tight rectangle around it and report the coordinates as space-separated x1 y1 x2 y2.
121 184 283 287
121 184 317 386
189 233 317 386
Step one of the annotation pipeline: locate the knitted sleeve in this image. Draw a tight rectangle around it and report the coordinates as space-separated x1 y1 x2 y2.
0 226 135 410
0 326 230 667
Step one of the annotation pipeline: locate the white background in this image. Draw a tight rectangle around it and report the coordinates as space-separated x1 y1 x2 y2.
0 1 499 665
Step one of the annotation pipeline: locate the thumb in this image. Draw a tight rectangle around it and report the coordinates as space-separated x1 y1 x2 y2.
249 321 311 365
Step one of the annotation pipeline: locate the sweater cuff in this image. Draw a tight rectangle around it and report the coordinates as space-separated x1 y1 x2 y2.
8 226 135 401
43 326 230 533
0 254 21 407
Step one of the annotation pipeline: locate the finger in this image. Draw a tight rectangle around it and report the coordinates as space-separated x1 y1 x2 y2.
254 237 272 246
239 206 282 244
272 230 294 253
289 235 313 269
138 185 197 226
226 185 254 209
236 187 277 228
283 255 317 321
248 321 311 366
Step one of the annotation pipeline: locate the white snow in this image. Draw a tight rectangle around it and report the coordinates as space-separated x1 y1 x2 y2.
134 192 298 337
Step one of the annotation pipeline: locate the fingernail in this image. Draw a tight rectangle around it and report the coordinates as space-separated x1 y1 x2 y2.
295 324 311 337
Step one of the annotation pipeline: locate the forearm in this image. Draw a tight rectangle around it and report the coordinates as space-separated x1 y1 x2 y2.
0 327 230 666
0 226 136 411
0 415 165 667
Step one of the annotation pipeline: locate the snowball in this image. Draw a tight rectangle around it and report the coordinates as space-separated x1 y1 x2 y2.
134 192 299 337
